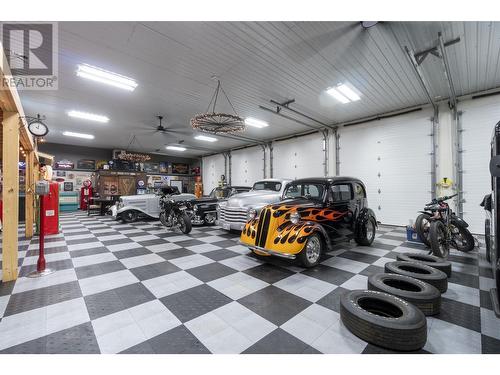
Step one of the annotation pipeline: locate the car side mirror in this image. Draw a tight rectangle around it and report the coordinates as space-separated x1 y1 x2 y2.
490 155 500 177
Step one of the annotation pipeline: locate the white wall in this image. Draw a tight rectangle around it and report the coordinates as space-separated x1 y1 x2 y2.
201 94 500 230
230 146 265 186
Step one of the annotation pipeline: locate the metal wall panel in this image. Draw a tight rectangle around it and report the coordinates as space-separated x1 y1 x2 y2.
272 133 325 180
339 110 433 226
460 95 500 233
202 154 225 195
230 146 265 186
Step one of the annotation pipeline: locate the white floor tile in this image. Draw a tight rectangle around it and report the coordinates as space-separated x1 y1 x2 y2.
64 233 96 241
444 283 480 306
27 240 66 251
424 317 481 353
219 255 262 271
96 234 127 242
78 269 139 296
106 242 143 252
186 244 222 254
321 257 368 273
282 304 337 345
67 241 103 252
226 244 251 255
208 272 268 300
22 251 70 266
0 295 9 318
274 273 337 302
169 254 214 270
480 277 496 291
481 308 500 340
311 319 368 353
340 274 369 290
120 254 164 269
197 236 227 244
130 235 159 242
72 252 117 268
128 300 181 339
146 243 181 253
142 270 203 298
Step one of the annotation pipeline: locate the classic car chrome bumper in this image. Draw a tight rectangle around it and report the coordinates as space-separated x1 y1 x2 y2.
239 241 296 259
218 219 245 231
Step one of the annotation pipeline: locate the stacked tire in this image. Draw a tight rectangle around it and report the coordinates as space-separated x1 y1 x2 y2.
339 253 452 352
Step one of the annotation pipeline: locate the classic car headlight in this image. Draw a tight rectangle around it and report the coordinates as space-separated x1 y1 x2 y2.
193 204 199 212
290 211 300 224
248 209 257 220
116 200 123 209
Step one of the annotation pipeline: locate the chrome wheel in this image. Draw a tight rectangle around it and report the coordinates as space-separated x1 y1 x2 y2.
305 236 321 264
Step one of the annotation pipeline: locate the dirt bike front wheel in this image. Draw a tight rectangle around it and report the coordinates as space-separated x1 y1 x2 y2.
430 220 450 259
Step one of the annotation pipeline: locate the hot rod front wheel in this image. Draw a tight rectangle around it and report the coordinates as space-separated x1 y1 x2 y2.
298 233 323 268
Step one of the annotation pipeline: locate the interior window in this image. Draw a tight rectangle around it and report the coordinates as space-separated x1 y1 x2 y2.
252 181 282 191
283 183 325 200
354 183 366 198
331 184 352 201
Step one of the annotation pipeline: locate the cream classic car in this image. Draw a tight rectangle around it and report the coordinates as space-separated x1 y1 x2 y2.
217 178 292 231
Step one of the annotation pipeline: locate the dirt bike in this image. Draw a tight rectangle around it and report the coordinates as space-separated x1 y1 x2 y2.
159 193 192 234
424 194 474 258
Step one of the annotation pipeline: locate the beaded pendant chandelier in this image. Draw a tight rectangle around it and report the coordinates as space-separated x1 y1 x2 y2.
190 80 246 134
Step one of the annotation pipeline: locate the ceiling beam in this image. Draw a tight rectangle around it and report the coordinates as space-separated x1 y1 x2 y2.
438 32 458 109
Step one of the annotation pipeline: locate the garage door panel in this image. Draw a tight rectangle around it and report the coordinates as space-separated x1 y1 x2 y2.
340 111 432 226
461 96 500 234
202 154 225 195
273 133 325 179
231 146 264 186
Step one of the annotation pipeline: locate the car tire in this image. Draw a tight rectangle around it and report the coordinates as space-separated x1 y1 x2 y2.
355 216 377 246
367 273 441 315
396 253 452 277
121 210 138 223
298 233 323 268
415 213 432 248
340 289 427 351
450 218 475 253
384 261 448 293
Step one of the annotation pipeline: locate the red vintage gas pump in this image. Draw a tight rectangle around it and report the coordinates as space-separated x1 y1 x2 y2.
41 182 59 235
80 179 93 210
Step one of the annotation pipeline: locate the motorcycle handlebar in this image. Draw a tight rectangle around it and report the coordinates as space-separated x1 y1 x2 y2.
426 193 459 205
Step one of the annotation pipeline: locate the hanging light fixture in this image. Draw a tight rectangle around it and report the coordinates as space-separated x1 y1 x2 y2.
190 79 245 134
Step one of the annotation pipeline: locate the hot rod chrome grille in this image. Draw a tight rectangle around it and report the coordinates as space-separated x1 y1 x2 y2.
218 206 248 225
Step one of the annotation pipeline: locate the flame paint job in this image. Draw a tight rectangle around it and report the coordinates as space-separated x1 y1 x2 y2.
240 203 347 256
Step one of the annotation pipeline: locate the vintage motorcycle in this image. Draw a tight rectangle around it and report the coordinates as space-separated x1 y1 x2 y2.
424 194 475 258
158 187 192 234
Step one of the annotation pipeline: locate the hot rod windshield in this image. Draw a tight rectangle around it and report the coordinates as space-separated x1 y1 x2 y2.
252 181 282 191
283 183 326 201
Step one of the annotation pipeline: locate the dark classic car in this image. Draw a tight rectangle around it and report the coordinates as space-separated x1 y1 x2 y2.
187 185 251 225
240 177 377 267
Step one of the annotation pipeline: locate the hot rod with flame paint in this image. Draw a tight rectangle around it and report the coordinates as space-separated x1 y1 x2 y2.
240 177 377 267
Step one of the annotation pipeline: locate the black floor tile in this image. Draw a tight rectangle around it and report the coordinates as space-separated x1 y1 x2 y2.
65 238 98 245
69 246 109 258
75 260 126 279
113 247 151 259
479 266 494 279
175 239 205 247
359 265 385 277
100 238 136 246
45 322 100 354
243 263 294 284
141 325 210 354
0 280 15 297
316 287 349 313
25 246 69 257
203 249 240 261
362 343 430 354
185 262 237 283
378 234 407 242
301 264 356 285
84 282 155 320
480 290 494 310
371 241 398 251
211 239 239 248
338 251 380 265
4 281 82 317
448 254 478 266
157 248 196 260
437 298 481 333
448 272 479 289
137 239 166 247
481 334 500 354
129 261 181 281
160 284 232 322
243 328 316 354
238 286 312 326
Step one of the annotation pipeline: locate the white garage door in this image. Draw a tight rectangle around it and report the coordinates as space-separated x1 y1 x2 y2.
339 110 432 226
230 146 264 186
202 154 225 195
461 96 500 234
273 132 325 179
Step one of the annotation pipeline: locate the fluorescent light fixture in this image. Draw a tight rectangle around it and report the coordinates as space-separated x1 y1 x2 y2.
76 64 138 91
245 117 269 128
326 87 350 104
62 131 95 139
194 135 217 142
337 84 361 101
68 110 109 123
166 145 186 152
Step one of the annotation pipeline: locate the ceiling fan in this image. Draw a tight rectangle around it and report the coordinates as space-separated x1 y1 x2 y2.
137 115 192 137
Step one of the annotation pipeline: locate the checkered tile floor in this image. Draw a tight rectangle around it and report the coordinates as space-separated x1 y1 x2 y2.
1 211 499 354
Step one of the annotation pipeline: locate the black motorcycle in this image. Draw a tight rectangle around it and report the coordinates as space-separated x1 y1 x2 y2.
158 187 192 234
424 194 474 258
